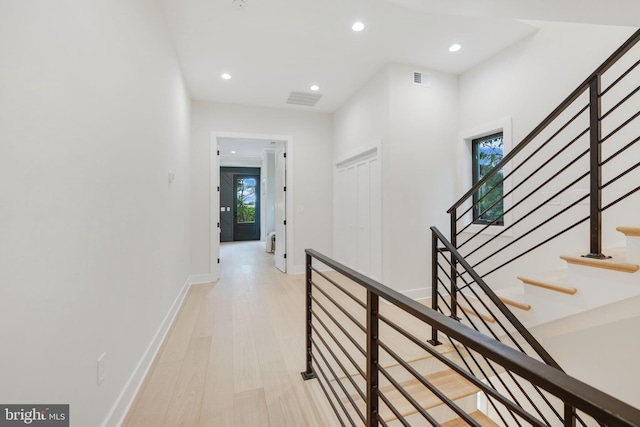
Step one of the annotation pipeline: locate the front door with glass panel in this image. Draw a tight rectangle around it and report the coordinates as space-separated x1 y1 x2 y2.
233 174 261 241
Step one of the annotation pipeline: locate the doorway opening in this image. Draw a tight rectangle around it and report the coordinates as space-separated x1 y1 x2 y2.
220 167 261 242
211 133 291 280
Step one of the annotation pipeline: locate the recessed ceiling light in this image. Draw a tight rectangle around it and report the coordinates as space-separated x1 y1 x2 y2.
221 73 232 80
449 44 462 52
310 85 320 91
231 150 236 154
352 21 365 32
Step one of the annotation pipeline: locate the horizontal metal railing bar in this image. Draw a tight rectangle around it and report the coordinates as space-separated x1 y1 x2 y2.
442 334 532 427
455 107 589 225
430 229 562 369
601 162 640 190
376 389 413 427
470 190 589 271
601 135 640 166
311 322 366 401
600 83 640 121
311 280 366 333
602 184 640 212
311 297 366 357
456 283 533 355
310 348 359 426
379 312 544 426
601 109 640 143
479 216 589 279
378 339 484 427
449 28 640 213
601 57 640 97
459 164 588 255
307 248 640 426
312 266 367 310
311 314 366 380
310 362 348 427
457 135 589 242
377 363 442 426
461 162 589 253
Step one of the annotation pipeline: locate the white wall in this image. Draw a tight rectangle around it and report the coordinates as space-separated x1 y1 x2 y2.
190 101 333 275
0 1 191 426
333 63 458 296
456 22 639 287
456 22 640 410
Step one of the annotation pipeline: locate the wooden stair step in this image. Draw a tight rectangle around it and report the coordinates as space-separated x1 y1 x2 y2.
616 226 640 237
441 410 500 427
459 304 496 323
560 247 639 273
517 269 577 295
495 287 531 311
378 369 480 421
344 369 479 422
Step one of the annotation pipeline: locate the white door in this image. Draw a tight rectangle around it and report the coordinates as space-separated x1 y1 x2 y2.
335 147 381 280
274 146 287 272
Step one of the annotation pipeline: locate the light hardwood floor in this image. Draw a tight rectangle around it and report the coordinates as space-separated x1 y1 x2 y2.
122 241 339 426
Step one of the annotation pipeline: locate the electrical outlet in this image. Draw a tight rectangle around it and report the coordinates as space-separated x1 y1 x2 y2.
97 353 106 385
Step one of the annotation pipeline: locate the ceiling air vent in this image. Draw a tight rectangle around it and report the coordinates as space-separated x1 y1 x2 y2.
413 71 431 88
286 91 322 107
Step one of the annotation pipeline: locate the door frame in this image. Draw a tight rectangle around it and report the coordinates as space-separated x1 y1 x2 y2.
210 131 293 280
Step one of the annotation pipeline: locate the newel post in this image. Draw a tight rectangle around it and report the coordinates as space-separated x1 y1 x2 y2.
585 74 609 260
429 230 442 346
366 290 379 427
301 251 316 380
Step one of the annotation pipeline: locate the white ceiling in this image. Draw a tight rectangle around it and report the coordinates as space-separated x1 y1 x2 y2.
160 0 640 113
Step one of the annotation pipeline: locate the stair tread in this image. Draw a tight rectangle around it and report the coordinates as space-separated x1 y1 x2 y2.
617 226 640 237
378 369 480 421
345 369 479 422
517 269 577 295
560 247 639 273
459 304 496 323
441 410 500 427
495 287 531 311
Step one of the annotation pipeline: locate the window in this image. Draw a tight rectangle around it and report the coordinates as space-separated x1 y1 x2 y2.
236 177 257 223
472 132 504 225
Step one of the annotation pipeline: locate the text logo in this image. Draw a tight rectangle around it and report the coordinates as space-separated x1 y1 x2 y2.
0 405 69 426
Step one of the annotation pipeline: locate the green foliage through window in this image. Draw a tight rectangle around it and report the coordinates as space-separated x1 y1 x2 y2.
472 133 504 225
236 178 256 223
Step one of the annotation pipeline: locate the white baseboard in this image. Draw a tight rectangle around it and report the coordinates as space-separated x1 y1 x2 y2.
401 287 432 302
189 273 215 285
102 277 192 427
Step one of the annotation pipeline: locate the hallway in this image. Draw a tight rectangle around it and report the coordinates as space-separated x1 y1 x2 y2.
123 241 338 426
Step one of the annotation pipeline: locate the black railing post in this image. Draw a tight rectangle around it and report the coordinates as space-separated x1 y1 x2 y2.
429 230 442 345
450 212 459 320
564 403 577 427
585 75 609 259
366 290 379 427
301 252 316 380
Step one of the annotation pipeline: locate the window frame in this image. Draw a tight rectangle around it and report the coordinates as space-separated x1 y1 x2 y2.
458 118 512 237
471 132 505 226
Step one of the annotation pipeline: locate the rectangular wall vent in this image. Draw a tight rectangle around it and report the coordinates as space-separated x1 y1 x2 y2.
286 91 322 107
413 71 431 88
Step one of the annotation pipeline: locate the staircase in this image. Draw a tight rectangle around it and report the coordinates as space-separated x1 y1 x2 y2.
457 226 640 329
302 28 640 427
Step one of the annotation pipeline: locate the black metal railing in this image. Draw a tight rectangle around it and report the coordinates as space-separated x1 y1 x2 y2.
302 249 640 426
448 28 640 283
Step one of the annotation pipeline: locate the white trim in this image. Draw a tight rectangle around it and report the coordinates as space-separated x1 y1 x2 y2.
102 278 192 427
401 287 432 301
333 139 383 282
210 131 294 277
334 141 381 167
458 118 513 237
189 273 215 285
